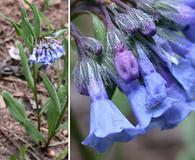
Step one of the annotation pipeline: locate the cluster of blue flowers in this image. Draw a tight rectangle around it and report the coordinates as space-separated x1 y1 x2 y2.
71 0 195 152
29 38 64 65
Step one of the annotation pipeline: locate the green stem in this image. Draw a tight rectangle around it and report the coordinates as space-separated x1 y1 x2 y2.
32 64 41 132
56 61 61 88
45 102 68 148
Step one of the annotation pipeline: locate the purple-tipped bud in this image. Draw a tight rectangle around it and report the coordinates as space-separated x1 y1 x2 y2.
76 81 89 96
81 37 103 57
140 21 156 36
115 13 139 36
114 43 139 83
106 25 127 54
126 8 156 36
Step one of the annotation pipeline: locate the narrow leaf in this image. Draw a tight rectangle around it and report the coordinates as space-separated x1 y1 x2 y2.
55 148 68 160
17 44 35 92
62 37 68 81
40 84 67 138
21 8 36 44
19 146 26 160
47 101 60 137
90 12 107 45
31 4 41 38
24 120 45 143
2 91 45 143
40 85 67 115
23 0 41 37
52 29 67 38
40 72 61 113
9 155 17 160
2 91 26 123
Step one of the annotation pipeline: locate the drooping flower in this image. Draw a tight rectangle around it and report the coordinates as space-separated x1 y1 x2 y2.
29 38 64 65
82 63 142 152
152 35 195 99
126 8 156 36
147 67 195 130
115 12 139 36
80 36 103 58
114 6 156 37
136 43 167 107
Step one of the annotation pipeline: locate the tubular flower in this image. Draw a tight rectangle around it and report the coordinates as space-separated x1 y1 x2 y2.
29 38 64 65
136 43 167 107
152 35 195 99
82 65 142 152
147 67 195 130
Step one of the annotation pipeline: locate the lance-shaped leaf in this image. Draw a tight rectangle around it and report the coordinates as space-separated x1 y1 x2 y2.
23 0 41 38
40 84 67 138
17 43 35 92
20 8 36 45
2 91 44 143
2 91 26 123
62 37 68 82
89 12 107 45
40 72 61 113
24 120 45 143
40 85 67 115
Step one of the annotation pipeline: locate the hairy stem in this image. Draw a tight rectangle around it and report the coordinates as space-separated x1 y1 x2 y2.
56 61 61 88
32 64 41 132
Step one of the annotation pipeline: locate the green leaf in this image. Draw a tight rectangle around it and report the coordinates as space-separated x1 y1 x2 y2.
53 29 67 38
30 4 41 38
40 72 61 113
40 85 67 115
9 155 17 160
24 120 45 143
47 100 60 137
56 121 68 133
18 146 26 160
17 44 35 92
62 37 68 82
2 91 45 143
2 91 26 123
55 148 68 160
23 0 41 38
63 37 68 54
11 22 22 36
112 88 131 116
20 8 36 45
57 85 68 111
90 12 107 45
40 84 67 138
